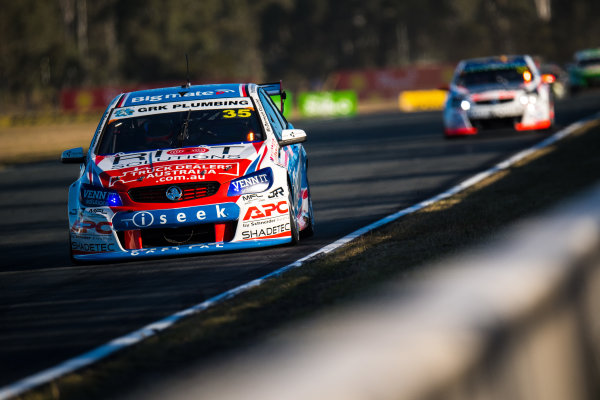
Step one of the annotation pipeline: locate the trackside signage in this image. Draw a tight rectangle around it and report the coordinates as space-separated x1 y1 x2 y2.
297 90 358 118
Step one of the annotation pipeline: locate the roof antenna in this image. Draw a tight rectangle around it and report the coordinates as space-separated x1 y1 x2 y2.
182 53 191 89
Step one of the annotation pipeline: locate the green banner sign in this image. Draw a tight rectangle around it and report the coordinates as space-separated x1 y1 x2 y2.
297 91 358 118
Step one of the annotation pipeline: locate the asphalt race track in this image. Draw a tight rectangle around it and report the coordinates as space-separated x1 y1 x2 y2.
1 92 600 387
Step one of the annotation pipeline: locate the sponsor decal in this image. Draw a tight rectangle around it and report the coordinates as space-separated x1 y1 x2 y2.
136 105 168 112
71 220 113 235
114 108 134 117
241 215 288 229
130 89 237 103
108 162 240 186
71 240 116 253
468 104 522 119
227 168 273 196
80 184 122 207
243 200 288 220
113 99 251 118
112 203 239 230
171 100 249 109
241 193 263 202
268 136 280 165
253 94 272 133
241 223 290 239
268 187 284 198
107 146 246 169
167 148 209 155
129 243 225 256
84 208 109 215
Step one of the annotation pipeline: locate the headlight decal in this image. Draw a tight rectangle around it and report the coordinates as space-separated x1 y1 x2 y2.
227 168 273 196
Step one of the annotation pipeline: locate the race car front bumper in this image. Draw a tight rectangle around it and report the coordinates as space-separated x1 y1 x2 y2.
69 200 294 261
443 93 552 136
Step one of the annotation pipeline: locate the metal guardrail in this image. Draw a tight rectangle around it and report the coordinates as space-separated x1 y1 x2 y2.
126 181 600 400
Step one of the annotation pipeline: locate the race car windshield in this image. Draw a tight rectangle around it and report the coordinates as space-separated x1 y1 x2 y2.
96 107 263 155
456 67 530 87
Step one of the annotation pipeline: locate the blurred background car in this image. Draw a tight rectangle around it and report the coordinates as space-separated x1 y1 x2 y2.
443 55 554 137
568 48 600 94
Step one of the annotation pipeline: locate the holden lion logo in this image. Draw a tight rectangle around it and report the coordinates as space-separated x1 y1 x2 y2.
166 186 183 201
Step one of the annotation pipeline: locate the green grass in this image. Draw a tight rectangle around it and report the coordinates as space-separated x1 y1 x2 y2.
16 120 600 400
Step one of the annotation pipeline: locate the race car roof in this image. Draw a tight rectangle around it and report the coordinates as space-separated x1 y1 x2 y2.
118 83 247 107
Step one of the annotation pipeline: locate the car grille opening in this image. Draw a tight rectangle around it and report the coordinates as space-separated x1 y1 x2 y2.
128 182 220 203
141 225 215 246
116 221 238 249
470 117 520 130
474 98 514 105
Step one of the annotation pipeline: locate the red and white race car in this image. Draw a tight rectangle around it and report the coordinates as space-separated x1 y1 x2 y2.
61 82 314 262
443 55 554 137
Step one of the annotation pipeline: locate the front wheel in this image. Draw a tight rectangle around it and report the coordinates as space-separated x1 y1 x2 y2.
300 190 314 239
288 184 300 245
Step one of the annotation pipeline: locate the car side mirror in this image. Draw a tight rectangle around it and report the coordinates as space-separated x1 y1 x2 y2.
61 147 86 164
279 129 307 147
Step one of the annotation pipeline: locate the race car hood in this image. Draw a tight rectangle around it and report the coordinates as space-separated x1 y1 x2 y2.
454 81 528 94
90 143 265 191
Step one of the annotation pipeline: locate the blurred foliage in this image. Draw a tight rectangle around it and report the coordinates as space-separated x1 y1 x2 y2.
1 0 599 111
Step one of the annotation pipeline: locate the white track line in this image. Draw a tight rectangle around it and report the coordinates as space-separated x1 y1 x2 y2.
0 115 596 399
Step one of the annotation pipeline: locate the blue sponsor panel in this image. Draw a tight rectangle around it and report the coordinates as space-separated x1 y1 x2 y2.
227 168 273 196
80 184 123 207
122 84 242 107
73 237 291 261
112 203 239 230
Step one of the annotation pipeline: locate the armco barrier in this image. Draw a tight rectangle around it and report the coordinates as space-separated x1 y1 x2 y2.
129 182 600 400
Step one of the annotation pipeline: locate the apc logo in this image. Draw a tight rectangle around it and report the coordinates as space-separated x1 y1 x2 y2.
132 211 154 227
243 201 288 220
71 220 112 234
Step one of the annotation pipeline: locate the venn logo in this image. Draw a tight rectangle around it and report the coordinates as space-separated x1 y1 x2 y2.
167 148 209 155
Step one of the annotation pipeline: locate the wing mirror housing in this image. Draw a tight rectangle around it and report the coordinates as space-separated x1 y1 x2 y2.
61 147 86 164
279 129 307 147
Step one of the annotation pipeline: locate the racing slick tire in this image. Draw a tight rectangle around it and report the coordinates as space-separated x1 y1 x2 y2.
288 183 300 245
68 235 83 265
300 188 315 239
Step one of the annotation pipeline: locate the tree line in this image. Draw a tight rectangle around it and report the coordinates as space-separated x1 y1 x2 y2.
1 0 598 111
